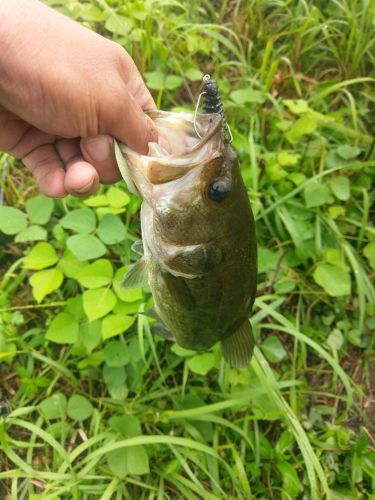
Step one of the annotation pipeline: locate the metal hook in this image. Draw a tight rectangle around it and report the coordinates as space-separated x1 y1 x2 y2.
193 90 206 139
193 73 233 143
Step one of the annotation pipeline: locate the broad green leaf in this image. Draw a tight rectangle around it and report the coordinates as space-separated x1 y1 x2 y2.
277 459 302 498
60 208 96 234
84 194 108 207
15 225 47 243
324 248 346 268
336 145 361 160
39 393 67 420
96 207 126 218
326 329 344 351
113 300 143 315
67 395 93 421
67 234 106 261
363 241 375 270
185 68 202 81
30 268 63 303
0 207 28 235
102 314 135 340
57 250 82 278
328 205 345 219
76 259 113 288
106 187 130 208
274 279 296 294
125 445 149 475
103 366 126 387
25 195 54 224
104 13 132 35
187 353 215 375
66 296 85 320
45 312 79 344
278 151 300 167
97 214 127 245
83 288 117 321
329 176 350 201
261 336 287 363
230 87 265 104
288 172 306 186
104 340 130 367
79 320 102 353
106 381 128 400
78 4 104 21
313 264 351 297
107 445 149 477
164 75 184 90
304 181 330 207
24 242 58 270
113 266 143 302
283 99 309 114
145 70 165 90
257 248 280 274
285 112 318 144
109 415 141 437
171 344 196 357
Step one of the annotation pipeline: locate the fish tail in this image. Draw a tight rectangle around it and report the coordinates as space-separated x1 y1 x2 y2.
221 320 254 368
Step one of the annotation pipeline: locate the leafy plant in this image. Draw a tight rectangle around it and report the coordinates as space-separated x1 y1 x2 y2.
0 0 374 498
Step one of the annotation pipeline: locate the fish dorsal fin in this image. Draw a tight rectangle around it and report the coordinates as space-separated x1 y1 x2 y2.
221 320 254 368
121 258 148 289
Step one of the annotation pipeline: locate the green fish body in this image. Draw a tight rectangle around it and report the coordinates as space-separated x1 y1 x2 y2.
116 111 257 367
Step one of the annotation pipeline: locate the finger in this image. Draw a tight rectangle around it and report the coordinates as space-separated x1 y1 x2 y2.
0 107 30 152
100 87 158 155
56 138 99 196
64 157 100 197
118 50 156 111
23 144 67 198
80 135 121 184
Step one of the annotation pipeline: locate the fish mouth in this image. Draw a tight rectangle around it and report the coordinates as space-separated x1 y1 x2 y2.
116 111 223 196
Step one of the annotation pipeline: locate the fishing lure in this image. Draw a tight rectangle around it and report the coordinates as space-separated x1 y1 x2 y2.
194 74 233 143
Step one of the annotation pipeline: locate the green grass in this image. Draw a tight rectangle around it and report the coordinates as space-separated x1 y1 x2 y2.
1 0 375 498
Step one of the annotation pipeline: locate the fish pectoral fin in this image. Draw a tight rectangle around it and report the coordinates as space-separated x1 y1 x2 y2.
131 240 144 256
140 306 160 321
221 320 254 368
165 243 222 276
162 272 195 310
121 257 148 289
151 321 175 342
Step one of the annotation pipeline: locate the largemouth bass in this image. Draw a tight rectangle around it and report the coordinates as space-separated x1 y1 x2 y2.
115 110 257 367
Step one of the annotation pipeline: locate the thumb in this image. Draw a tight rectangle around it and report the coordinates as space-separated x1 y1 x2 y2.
100 90 158 155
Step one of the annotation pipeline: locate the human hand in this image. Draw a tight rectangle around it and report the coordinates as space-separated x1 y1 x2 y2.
0 0 157 197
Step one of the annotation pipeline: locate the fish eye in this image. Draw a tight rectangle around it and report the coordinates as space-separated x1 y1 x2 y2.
207 178 230 202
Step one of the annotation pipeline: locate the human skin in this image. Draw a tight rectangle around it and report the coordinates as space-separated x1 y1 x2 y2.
0 0 158 197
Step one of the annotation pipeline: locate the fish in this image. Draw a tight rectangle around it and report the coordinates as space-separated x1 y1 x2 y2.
115 110 257 367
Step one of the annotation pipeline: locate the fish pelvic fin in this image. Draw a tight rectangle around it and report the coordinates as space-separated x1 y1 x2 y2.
152 321 175 341
140 307 175 342
121 258 148 289
221 320 254 368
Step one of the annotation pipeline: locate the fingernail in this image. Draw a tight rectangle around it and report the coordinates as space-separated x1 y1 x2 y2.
82 136 112 162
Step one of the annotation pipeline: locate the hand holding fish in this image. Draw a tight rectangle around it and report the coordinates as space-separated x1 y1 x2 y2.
0 0 157 197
